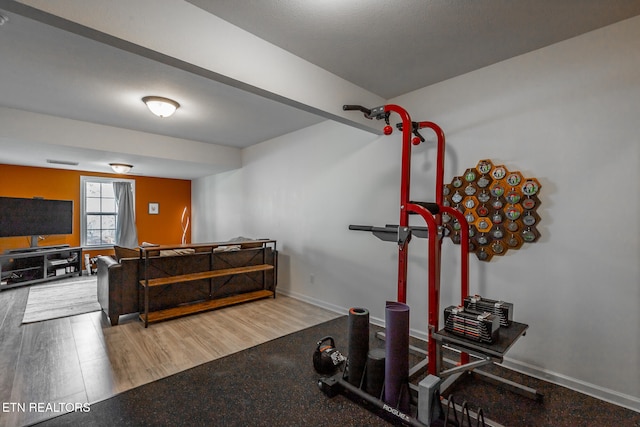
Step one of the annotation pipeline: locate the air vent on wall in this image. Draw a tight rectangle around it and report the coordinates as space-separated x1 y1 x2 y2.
46 159 79 166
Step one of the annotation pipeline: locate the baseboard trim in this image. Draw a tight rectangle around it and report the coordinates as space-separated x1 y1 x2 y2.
279 289 344 315
501 358 640 413
279 289 417 336
280 289 640 413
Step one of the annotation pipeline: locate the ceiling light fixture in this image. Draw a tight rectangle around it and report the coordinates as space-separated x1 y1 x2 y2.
142 96 180 118
0 14 8 26
110 163 133 174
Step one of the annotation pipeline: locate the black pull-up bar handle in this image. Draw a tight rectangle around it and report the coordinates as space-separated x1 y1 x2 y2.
343 105 372 116
344 104 387 121
348 225 374 232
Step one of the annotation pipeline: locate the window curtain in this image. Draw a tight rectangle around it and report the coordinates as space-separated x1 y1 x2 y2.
113 182 138 248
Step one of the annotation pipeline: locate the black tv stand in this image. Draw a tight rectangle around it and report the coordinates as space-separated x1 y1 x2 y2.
0 246 82 290
4 244 71 254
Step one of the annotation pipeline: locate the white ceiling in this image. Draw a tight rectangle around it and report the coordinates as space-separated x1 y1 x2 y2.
188 0 640 98
1 0 639 179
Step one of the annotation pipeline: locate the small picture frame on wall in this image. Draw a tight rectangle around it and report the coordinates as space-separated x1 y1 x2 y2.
148 202 159 215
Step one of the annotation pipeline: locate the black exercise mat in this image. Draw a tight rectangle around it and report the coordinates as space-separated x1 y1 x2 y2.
33 316 391 427
33 315 640 427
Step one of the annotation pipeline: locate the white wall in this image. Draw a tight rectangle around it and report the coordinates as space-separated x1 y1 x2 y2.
192 167 247 242
193 16 640 410
394 16 640 408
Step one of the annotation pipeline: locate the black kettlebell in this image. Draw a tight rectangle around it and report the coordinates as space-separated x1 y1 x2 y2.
313 336 346 375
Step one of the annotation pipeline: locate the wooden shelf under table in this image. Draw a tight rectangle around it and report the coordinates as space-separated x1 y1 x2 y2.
139 262 275 326
140 289 274 324
139 264 274 288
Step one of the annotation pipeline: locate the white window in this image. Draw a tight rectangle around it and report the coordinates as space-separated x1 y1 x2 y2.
80 176 135 247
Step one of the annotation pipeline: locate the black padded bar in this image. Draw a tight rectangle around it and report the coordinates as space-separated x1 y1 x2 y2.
349 224 399 243
409 201 440 215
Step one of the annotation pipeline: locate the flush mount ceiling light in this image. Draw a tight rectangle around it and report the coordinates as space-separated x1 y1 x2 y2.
110 163 133 174
142 96 180 118
0 14 8 26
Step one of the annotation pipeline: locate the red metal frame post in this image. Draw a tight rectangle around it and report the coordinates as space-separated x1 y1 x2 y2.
441 206 470 366
439 207 470 301
416 122 446 207
420 120 471 367
406 203 441 375
385 104 414 304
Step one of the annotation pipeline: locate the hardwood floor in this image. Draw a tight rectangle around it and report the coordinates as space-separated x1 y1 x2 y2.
0 280 341 427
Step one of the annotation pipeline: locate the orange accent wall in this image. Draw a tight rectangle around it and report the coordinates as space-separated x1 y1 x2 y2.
0 164 191 255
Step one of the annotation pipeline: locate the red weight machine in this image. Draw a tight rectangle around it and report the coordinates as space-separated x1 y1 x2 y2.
318 104 539 427
344 103 470 377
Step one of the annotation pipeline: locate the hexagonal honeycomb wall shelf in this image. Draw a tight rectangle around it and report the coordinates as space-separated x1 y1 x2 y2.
443 159 541 261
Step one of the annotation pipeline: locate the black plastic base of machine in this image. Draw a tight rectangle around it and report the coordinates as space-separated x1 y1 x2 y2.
317 373 433 427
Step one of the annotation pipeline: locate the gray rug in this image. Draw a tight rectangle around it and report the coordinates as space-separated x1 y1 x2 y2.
22 278 100 324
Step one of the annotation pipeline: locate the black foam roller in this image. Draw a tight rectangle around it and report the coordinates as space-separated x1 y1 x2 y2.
347 307 369 387
365 347 385 399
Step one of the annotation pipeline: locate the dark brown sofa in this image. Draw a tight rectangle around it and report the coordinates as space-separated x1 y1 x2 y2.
97 242 277 326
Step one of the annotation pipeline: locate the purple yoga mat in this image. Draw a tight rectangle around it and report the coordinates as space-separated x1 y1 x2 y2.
384 301 410 413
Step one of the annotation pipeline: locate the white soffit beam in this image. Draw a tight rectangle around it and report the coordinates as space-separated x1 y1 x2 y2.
0 107 242 172
8 0 385 134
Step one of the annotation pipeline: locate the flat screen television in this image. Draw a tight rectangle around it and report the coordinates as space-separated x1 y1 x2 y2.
0 197 74 245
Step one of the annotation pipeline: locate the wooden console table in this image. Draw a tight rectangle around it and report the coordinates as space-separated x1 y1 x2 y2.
139 240 276 327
